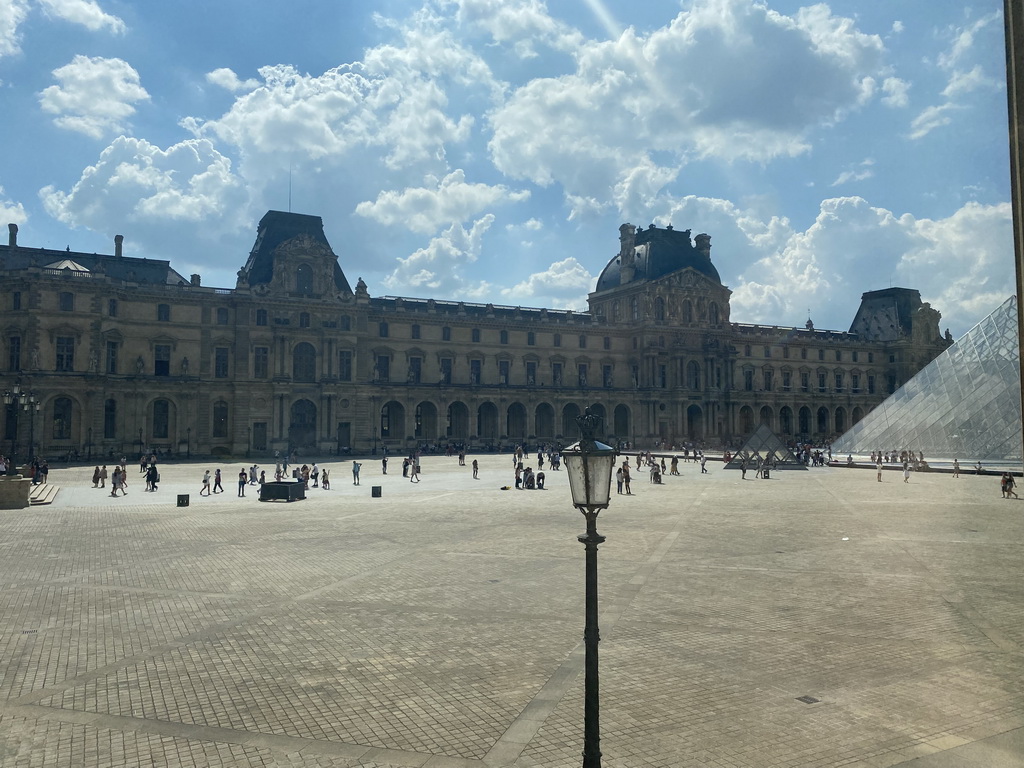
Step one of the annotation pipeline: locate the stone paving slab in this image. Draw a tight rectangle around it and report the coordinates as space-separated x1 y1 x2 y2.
0 456 1021 767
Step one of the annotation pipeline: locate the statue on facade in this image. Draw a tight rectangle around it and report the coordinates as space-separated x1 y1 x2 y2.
355 277 368 297
180 357 189 375
88 349 98 373
136 356 144 374
30 347 40 370
945 328 953 343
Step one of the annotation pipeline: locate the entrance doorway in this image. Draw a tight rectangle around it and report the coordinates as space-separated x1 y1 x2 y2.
289 399 317 450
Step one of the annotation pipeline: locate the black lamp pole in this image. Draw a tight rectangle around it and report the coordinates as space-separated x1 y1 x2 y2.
563 409 616 768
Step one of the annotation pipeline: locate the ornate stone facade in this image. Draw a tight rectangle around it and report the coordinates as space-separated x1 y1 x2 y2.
0 212 951 459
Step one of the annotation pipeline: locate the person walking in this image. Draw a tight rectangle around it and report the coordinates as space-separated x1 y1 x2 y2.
92 466 101 487
321 468 330 489
352 461 362 485
311 463 320 487
147 463 159 492
472 459 478 479
213 468 224 494
615 466 624 495
1005 473 1018 499
238 468 248 497
381 456 388 475
952 459 960 478
622 462 632 495
201 469 211 496
876 458 883 482
410 461 420 483
700 455 708 474
99 464 108 488
903 460 910 483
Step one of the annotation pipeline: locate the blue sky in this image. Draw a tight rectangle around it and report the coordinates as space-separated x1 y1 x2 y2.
0 0 1012 337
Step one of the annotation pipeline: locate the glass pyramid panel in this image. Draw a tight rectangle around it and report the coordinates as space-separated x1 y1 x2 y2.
724 424 807 470
833 296 1022 466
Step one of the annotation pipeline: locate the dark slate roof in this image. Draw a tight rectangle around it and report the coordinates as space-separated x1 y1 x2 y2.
0 244 189 285
369 296 593 324
595 225 721 292
848 287 923 340
243 210 353 294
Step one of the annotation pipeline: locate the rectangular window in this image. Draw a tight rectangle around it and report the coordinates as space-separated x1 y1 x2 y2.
888 375 897 393
868 352 874 363
603 336 611 351
338 350 352 381
379 322 389 338
158 304 170 322
835 350 842 362
527 332 535 346
411 324 421 340
215 347 229 378
743 370 753 391
155 344 170 376
498 359 510 384
525 361 536 385
9 336 21 372
852 373 860 392
472 328 480 343
852 351 859 362
764 346 771 358
603 364 613 388
801 348 808 360
783 346 789 359
818 373 827 392
59 292 74 311
442 326 451 341
108 299 118 317
253 422 268 451
834 373 843 392
657 364 666 388
868 375 876 394
256 309 268 326
552 362 563 386
763 370 772 391
376 355 390 383
217 308 229 325
782 371 791 390
103 399 117 439
500 330 509 344
818 349 825 361
339 315 351 331
12 292 21 310
554 333 561 347
470 358 481 384
440 357 452 385
579 335 587 349
106 341 118 374
56 336 75 371
254 346 269 379
801 372 809 392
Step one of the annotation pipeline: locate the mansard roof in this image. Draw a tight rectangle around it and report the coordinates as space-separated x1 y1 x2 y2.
242 210 353 294
595 223 722 293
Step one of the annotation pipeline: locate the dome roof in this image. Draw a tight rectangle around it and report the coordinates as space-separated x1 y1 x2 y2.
595 224 721 292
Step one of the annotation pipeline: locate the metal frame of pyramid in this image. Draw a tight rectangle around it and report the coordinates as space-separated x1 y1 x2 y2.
832 296 1022 466
724 423 806 470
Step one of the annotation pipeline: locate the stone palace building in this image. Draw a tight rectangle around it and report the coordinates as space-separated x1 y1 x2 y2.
0 211 952 459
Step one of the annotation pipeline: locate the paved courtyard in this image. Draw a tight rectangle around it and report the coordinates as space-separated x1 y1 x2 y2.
0 454 1021 767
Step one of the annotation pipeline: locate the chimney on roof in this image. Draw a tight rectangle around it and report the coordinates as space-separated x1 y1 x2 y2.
190 274 201 286
8 223 17 247
114 234 123 257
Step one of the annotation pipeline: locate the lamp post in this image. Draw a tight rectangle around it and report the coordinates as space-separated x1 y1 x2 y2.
23 394 39 461
2 385 19 460
562 408 616 768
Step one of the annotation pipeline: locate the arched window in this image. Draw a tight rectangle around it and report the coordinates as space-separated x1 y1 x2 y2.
682 300 693 323
153 399 170 439
630 297 639 320
687 361 701 389
296 264 313 295
708 302 720 325
52 397 72 439
654 296 665 322
611 300 620 321
213 401 229 439
293 342 316 382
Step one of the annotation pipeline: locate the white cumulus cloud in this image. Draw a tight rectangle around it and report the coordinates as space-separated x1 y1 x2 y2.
37 0 125 33
206 67 261 93
38 55 149 138
382 215 495 297
355 170 529 234
501 256 594 309
0 0 30 58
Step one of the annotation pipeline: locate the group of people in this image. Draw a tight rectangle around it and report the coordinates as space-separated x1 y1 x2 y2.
513 462 545 489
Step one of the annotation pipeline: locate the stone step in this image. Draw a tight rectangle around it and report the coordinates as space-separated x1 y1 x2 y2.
29 484 60 505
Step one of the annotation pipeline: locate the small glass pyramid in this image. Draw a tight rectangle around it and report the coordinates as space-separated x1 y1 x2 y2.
833 296 1022 466
724 424 806 470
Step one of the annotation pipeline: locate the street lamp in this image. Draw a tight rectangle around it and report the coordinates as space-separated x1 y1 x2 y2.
2 387 18 460
561 408 616 768
22 395 39 461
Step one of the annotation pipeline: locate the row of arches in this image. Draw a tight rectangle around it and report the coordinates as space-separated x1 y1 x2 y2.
737 404 864 436
375 400 633 442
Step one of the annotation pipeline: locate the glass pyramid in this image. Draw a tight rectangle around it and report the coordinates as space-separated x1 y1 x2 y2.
833 296 1022 466
724 423 806 470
